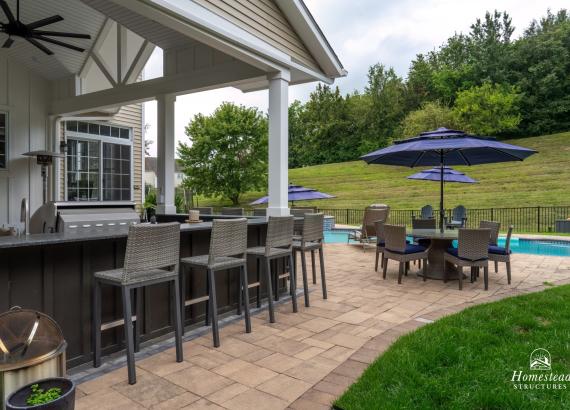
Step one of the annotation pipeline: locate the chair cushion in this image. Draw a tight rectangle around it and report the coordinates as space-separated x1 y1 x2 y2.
446 247 488 261
387 244 426 254
378 240 410 247
181 255 246 270
94 268 177 284
489 245 511 255
247 246 291 257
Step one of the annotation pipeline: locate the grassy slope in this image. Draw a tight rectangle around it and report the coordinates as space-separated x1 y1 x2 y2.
197 132 570 209
335 284 570 410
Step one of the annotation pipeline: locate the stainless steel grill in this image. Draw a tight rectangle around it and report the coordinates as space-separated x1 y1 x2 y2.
30 201 140 234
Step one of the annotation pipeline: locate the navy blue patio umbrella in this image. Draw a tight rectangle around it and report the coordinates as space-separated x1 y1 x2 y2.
361 128 537 232
407 166 477 184
250 185 335 206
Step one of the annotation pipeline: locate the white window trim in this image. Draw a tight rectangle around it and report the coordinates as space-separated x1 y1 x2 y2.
64 121 134 202
0 111 8 172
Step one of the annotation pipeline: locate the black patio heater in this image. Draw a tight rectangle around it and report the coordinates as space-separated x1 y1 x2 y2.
22 150 64 204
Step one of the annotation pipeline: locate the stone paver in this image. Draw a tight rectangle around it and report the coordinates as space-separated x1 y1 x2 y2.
75 245 569 409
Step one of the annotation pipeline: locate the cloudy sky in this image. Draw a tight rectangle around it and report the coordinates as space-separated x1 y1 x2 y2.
144 0 567 156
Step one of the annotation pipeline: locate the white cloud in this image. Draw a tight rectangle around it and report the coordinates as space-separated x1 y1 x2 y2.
144 0 567 156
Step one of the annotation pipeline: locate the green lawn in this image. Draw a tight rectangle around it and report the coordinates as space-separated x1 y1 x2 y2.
334 285 570 410
196 132 570 210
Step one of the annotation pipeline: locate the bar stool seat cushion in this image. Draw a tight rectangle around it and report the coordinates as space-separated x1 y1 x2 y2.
94 268 177 284
246 246 291 257
181 255 246 270
488 245 511 255
292 240 321 250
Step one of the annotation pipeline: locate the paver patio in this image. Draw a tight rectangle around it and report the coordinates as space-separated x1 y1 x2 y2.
74 244 570 409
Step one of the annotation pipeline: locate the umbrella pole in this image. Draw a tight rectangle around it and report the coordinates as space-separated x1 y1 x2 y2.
439 154 444 233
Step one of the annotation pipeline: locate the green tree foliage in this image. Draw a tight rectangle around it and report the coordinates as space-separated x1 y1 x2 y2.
453 82 521 135
178 102 268 205
400 102 461 138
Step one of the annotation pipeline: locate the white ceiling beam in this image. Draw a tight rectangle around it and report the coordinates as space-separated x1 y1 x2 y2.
90 52 118 87
122 40 155 85
51 62 264 115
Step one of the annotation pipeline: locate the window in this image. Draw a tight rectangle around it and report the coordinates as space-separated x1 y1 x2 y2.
0 112 6 169
65 121 132 201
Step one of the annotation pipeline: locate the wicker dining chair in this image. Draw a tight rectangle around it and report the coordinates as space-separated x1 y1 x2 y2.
479 220 501 271
488 225 514 285
444 228 490 290
411 218 436 268
374 220 386 272
293 213 327 307
180 218 251 347
382 224 428 284
246 216 297 322
191 207 213 215
92 222 183 385
221 207 244 216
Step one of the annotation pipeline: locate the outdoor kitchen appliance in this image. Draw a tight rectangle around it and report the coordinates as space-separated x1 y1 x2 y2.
29 201 140 234
0 307 67 410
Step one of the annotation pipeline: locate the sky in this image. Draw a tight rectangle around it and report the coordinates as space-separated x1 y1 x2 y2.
143 0 568 156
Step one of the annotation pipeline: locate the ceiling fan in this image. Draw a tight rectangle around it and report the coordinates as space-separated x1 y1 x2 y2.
0 0 91 55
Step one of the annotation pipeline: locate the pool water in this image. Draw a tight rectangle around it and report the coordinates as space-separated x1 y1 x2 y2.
324 230 570 257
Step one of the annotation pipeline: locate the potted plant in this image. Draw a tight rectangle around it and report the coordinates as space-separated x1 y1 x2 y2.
6 378 75 410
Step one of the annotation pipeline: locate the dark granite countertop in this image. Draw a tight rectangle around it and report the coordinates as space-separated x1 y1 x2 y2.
0 218 268 249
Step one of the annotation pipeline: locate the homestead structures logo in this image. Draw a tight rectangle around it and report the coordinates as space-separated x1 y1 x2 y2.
511 348 570 390
530 348 551 371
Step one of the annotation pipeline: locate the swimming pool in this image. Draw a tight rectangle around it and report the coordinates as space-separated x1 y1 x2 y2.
324 230 570 257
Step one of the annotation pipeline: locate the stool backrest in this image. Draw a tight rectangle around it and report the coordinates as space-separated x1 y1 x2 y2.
123 222 180 282
191 207 213 215
221 207 244 216
209 218 248 263
457 228 490 261
253 208 267 216
383 224 407 253
479 220 500 245
302 213 324 242
412 218 436 230
266 216 294 255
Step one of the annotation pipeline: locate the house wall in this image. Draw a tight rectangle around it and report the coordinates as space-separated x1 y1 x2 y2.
0 53 50 230
193 0 320 71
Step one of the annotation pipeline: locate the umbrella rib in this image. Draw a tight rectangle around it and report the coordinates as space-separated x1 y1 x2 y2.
410 151 426 168
457 150 472 166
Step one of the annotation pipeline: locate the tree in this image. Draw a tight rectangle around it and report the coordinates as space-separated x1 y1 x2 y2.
453 82 521 135
178 102 268 204
400 101 461 138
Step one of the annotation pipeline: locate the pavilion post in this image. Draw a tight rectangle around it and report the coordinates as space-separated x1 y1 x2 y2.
156 93 177 214
267 70 290 217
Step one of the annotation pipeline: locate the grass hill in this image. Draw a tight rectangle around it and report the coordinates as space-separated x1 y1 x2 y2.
196 132 570 210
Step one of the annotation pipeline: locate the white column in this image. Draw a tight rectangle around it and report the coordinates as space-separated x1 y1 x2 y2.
156 94 177 214
267 70 290 217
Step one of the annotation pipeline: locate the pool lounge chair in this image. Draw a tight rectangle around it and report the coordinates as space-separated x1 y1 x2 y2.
348 206 389 248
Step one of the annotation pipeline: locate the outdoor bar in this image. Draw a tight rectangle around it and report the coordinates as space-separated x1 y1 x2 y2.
0 217 277 369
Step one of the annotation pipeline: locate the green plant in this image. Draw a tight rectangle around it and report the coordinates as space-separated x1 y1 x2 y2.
26 384 62 406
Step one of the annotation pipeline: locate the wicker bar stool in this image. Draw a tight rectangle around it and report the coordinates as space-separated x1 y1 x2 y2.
292 213 327 307
444 228 491 290
180 218 251 347
221 207 244 216
488 225 514 285
480 220 500 272
92 222 183 385
382 224 428 284
246 216 297 322
191 207 213 215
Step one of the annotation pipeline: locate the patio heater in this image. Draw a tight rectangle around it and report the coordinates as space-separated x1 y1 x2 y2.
22 150 64 204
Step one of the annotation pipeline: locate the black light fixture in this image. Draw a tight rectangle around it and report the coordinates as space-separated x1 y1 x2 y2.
0 0 91 55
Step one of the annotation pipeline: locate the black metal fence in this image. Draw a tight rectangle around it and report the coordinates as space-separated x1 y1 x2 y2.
315 206 570 233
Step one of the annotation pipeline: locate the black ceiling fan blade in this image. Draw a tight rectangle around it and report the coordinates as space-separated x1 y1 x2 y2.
26 37 53 55
0 1 16 24
33 35 85 52
32 30 91 39
2 37 13 48
27 15 64 30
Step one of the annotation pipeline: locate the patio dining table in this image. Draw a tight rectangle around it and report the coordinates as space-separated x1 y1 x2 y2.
408 228 462 280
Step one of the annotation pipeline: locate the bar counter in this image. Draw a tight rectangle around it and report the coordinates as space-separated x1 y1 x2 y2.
0 216 272 368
